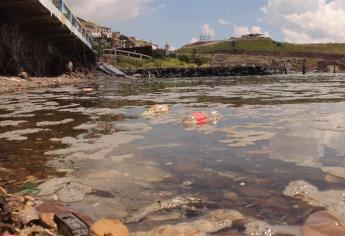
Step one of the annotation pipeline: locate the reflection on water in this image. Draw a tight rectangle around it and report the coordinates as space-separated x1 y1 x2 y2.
1 74 345 232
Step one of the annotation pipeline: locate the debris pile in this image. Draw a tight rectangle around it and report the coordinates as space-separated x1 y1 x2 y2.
0 186 95 236
0 186 55 236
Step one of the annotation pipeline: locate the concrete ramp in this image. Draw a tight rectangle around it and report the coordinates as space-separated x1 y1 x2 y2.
98 64 126 77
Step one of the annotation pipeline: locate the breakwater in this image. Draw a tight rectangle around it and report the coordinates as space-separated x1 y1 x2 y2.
123 65 269 78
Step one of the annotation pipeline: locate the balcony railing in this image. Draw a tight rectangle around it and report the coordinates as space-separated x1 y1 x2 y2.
42 0 95 49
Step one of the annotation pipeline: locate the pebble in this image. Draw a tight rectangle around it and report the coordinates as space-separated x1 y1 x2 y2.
223 192 239 201
183 180 194 186
40 213 57 230
92 218 129 236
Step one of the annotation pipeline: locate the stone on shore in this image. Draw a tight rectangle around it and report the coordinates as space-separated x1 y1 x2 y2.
92 218 129 236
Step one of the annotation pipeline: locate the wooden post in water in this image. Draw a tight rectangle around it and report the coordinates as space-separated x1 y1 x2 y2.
302 59 306 75
334 63 336 74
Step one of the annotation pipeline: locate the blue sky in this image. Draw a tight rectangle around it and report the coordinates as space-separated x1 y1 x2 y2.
69 0 345 48
106 0 275 48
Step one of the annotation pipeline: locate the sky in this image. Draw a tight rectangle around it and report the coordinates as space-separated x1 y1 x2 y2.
67 0 345 49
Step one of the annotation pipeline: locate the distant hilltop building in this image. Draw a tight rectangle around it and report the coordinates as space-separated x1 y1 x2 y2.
241 33 268 39
200 34 211 42
231 33 271 40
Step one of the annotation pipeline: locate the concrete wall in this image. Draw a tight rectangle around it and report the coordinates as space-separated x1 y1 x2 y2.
0 19 65 76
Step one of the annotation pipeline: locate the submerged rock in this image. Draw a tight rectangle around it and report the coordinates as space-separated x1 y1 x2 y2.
324 175 341 183
56 182 92 203
223 192 239 201
244 220 303 236
123 196 205 224
37 178 92 203
283 180 345 223
321 167 345 179
303 211 345 236
244 220 275 236
132 210 244 236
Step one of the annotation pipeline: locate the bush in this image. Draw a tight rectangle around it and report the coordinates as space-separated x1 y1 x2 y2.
92 43 104 56
177 55 190 63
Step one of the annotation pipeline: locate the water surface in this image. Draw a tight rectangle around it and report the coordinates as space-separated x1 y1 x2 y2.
1 74 345 232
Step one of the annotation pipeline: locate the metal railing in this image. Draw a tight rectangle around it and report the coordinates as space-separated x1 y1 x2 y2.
103 48 152 60
38 0 95 50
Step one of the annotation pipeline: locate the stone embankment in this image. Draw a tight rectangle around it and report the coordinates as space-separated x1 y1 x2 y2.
124 65 270 78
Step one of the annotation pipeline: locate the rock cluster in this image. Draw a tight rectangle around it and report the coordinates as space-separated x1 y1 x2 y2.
125 66 270 78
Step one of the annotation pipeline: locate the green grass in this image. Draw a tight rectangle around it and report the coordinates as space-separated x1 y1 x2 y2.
114 56 205 69
178 38 345 56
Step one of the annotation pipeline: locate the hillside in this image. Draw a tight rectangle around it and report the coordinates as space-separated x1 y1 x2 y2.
177 38 345 72
178 38 345 58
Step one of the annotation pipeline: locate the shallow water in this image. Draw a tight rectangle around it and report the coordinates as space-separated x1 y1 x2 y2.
1 74 345 233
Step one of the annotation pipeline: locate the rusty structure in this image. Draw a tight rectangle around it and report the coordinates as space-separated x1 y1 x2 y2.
0 0 95 76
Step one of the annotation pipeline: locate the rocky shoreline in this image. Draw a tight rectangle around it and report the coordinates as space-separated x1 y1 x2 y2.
0 74 95 94
2 181 345 236
124 65 270 78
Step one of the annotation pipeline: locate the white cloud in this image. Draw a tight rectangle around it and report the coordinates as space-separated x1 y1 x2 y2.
233 26 250 37
67 0 154 24
191 37 198 43
233 25 270 37
262 0 345 43
201 24 215 37
218 19 231 26
250 26 263 34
